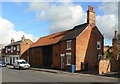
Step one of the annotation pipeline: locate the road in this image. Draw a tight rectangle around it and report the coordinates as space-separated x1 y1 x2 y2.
1 67 118 82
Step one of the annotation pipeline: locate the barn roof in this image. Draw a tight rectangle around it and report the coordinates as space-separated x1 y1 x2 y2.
31 23 88 48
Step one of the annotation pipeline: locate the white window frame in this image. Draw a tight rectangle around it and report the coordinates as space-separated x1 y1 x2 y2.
97 41 101 49
66 40 72 50
6 47 8 53
117 53 120 60
17 45 20 51
98 55 103 60
66 53 71 66
8 48 11 52
14 47 16 50
11 46 13 53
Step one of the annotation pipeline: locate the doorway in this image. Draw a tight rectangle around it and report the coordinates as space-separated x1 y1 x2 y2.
43 46 52 67
60 54 65 69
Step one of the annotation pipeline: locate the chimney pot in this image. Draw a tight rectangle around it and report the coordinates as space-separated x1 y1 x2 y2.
11 38 14 43
21 35 25 40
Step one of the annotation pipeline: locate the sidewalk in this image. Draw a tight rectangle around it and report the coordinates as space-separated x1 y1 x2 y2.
29 67 118 80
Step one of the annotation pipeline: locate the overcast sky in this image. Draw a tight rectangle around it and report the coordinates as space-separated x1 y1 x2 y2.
0 1 118 45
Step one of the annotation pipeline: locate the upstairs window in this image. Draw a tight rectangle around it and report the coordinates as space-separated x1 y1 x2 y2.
97 41 101 49
66 53 71 65
14 47 16 50
66 40 72 50
11 46 13 53
98 55 103 60
7 48 11 52
17 45 20 51
6 47 8 53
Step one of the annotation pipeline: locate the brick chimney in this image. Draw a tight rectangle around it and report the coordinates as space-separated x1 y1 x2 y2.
21 35 25 40
11 38 14 43
87 6 95 25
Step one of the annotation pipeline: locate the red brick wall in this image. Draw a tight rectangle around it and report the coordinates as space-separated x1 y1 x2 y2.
29 47 43 67
52 44 61 68
99 60 119 74
76 25 103 71
20 39 33 55
112 39 118 60
52 39 76 71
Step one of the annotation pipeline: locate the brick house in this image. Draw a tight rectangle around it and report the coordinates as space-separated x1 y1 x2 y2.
112 30 120 60
2 35 33 65
0 44 3 60
29 6 104 71
99 31 120 74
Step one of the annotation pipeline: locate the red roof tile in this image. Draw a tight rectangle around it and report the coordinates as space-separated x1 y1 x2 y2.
31 30 70 47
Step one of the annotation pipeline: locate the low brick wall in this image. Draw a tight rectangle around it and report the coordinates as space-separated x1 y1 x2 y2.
99 60 119 74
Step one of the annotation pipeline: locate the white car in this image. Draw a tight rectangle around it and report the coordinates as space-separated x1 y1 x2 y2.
14 59 30 70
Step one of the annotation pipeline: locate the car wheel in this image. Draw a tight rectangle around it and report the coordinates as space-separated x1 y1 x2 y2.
19 67 21 70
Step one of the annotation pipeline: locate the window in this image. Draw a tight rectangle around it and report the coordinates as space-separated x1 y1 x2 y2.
66 40 72 50
6 47 8 53
16 52 18 55
97 41 101 49
66 53 71 65
117 53 120 60
17 45 20 51
14 47 16 50
11 46 13 53
98 55 103 60
8 48 11 52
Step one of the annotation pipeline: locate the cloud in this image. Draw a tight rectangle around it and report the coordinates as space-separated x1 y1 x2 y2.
0 17 38 45
96 14 118 39
99 2 118 15
97 2 118 38
28 2 118 44
29 2 86 33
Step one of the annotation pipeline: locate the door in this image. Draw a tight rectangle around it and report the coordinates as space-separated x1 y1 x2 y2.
81 62 88 71
43 46 52 67
60 54 65 69
10 57 12 65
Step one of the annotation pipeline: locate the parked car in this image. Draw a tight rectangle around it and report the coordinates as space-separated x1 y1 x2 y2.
13 59 30 70
0 61 6 67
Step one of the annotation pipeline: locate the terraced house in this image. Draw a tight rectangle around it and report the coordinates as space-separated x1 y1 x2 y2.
29 6 104 71
0 44 3 60
2 35 33 65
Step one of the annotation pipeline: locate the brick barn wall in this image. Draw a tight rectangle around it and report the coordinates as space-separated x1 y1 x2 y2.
52 44 61 68
29 47 43 67
76 25 103 71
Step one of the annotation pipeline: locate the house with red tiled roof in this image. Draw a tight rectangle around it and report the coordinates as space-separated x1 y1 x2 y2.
29 6 104 71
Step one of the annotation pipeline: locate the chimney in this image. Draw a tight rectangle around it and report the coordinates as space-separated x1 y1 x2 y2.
87 6 95 25
11 38 14 43
113 30 117 40
21 35 25 40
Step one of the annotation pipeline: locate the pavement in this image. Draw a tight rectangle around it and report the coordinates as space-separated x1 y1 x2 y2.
6 65 119 81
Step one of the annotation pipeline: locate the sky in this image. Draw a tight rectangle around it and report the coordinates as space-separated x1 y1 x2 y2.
0 1 118 45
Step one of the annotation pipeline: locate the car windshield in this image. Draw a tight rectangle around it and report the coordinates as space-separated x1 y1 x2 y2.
0 61 5 64
19 61 28 64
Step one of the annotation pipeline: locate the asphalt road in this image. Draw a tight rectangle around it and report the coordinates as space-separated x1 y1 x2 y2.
1 67 118 82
